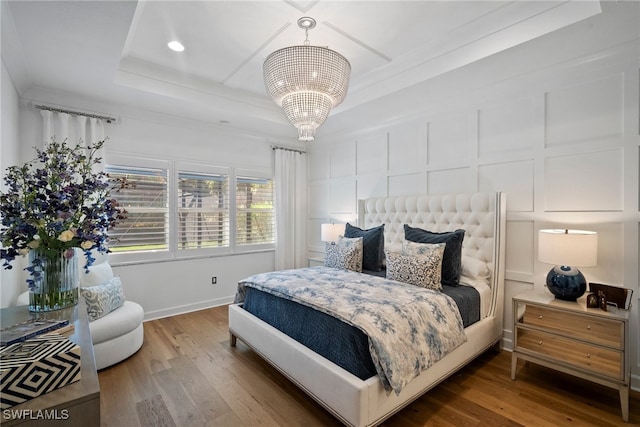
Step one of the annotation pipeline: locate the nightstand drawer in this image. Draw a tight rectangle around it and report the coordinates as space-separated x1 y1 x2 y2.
522 304 623 349
517 329 623 380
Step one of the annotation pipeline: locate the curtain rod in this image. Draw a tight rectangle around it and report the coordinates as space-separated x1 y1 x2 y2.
34 104 118 124
271 145 306 154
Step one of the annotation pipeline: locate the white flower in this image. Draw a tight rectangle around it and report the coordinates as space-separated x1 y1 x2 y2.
57 229 75 242
17 248 30 255
27 239 40 249
80 240 94 250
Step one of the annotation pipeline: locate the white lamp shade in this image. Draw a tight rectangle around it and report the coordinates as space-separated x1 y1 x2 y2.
538 229 598 267
321 223 344 242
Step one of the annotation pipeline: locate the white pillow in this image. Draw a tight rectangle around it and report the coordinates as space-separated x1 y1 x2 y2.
459 275 490 289
461 256 490 280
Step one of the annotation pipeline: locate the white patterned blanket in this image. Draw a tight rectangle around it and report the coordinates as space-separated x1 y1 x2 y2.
235 266 466 394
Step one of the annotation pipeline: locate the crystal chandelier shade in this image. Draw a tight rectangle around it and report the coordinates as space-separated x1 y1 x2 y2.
263 18 351 141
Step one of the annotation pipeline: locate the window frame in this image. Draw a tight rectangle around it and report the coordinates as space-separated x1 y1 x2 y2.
105 154 171 265
233 168 275 254
174 162 233 259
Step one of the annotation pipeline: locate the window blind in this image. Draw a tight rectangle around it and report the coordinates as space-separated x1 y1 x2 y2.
236 176 275 245
105 165 169 252
177 171 230 250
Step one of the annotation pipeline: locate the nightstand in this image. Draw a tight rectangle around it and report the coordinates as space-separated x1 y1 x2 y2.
511 290 630 422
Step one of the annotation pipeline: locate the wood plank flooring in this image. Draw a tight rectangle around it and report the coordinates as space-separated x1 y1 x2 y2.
98 305 639 426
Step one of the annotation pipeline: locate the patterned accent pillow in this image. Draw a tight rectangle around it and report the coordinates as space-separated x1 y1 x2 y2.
385 246 444 290
344 223 385 271
80 276 126 322
403 225 465 286
324 236 363 272
402 240 446 258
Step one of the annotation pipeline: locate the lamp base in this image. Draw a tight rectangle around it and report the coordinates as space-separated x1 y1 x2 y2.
545 265 587 301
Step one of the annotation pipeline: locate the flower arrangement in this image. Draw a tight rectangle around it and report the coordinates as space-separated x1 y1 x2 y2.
0 138 126 290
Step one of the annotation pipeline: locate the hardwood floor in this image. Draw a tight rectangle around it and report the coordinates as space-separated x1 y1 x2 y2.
98 305 638 426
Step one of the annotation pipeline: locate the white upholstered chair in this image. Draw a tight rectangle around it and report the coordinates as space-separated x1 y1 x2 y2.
17 250 144 370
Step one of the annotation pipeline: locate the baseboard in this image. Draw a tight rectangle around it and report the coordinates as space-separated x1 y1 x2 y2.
142 296 234 321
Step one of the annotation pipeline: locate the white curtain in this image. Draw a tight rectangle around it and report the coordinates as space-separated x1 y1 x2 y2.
274 148 307 270
40 109 106 170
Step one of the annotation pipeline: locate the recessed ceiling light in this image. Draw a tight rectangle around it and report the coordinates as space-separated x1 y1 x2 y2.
168 40 184 52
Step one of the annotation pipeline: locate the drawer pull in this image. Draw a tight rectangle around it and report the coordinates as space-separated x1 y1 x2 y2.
587 325 591 330
538 315 543 319
538 341 543 345
586 354 591 358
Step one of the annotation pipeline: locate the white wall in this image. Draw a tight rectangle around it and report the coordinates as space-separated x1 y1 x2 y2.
308 2 640 389
13 88 293 319
0 59 21 308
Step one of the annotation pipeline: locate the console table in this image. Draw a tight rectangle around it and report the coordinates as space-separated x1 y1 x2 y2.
1 302 100 426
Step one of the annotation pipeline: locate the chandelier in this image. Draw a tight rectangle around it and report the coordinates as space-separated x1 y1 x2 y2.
263 17 351 141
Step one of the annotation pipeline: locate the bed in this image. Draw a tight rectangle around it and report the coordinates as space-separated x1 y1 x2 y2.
229 192 506 426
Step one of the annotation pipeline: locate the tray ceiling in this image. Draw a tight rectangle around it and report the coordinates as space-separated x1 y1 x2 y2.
3 1 601 138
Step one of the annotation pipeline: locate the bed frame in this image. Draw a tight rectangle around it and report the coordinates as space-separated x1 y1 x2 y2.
229 192 506 427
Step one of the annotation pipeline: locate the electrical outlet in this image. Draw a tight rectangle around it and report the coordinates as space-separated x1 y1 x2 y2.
211 276 217 285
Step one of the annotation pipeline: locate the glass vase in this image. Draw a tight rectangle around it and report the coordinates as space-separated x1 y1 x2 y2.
28 248 79 312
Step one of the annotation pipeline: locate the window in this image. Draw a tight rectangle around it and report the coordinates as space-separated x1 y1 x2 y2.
105 165 169 253
236 176 275 246
177 171 229 250
105 156 274 262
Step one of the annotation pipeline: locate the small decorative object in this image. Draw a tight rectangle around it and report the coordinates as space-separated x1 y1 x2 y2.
0 334 81 409
0 138 127 312
586 292 599 308
0 318 69 346
598 291 607 312
538 229 598 301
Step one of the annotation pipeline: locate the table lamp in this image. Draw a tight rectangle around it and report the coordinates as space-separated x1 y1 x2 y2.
321 223 344 243
538 229 598 301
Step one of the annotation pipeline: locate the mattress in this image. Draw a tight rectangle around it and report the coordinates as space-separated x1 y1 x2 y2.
242 281 480 380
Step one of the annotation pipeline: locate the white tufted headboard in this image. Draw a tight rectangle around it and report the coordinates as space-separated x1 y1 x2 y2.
358 192 506 298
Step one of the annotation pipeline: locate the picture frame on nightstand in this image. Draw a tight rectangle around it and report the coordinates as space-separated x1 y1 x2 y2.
589 282 633 310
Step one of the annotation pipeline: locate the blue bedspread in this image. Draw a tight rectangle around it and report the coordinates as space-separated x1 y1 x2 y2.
235 266 467 395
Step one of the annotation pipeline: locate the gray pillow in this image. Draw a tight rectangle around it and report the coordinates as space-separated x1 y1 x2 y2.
344 223 385 271
403 225 465 286
324 236 363 272
80 276 126 322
